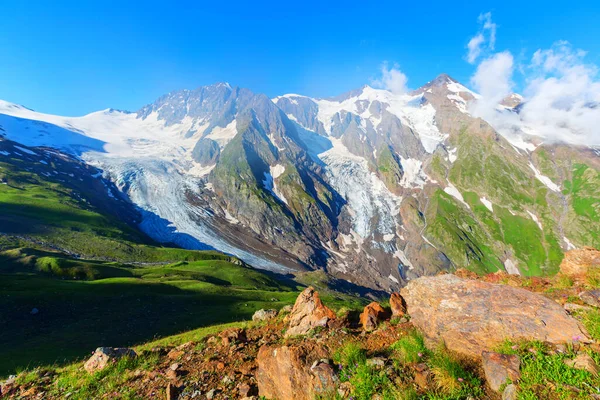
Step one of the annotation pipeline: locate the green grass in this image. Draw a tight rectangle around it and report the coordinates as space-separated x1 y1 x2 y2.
497 341 600 399
0 247 365 377
0 249 297 376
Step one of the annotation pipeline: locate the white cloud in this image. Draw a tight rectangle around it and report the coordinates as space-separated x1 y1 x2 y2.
371 62 408 94
468 39 600 147
466 12 497 64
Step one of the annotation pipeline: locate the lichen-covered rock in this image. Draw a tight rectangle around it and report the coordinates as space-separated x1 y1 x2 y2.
359 302 388 331
481 351 520 392
252 309 278 322
285 287 336 336
84 347 137 373
401 275 590 358
256 344 336 400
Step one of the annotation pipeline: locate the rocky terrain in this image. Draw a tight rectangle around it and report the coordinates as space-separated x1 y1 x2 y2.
3 247 600 400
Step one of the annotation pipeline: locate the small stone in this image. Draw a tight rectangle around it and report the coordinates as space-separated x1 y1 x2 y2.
502 383 518 400
481 351 520 393
238 382 255 397
84 347 137 373
206 388 217 399
252 309 278 322
414 363 430 389
580 290 600 308
366 357 387 367
564 352 599 376
167 349 184 360
170 363 180 371
165 369 178 380
359 302 388 331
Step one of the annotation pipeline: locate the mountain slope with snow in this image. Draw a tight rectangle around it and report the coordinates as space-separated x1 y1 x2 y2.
1 75 599 290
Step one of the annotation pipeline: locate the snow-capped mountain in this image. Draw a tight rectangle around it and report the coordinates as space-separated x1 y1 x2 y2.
1 74 599 291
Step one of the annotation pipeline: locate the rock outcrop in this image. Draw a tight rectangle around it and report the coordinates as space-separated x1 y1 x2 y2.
560 247 600 278
481 351 520 392
256 344 337 400
84 347 137 373
390 292 407 317
285 287 336 336
359 302 388 331
401 275 590 358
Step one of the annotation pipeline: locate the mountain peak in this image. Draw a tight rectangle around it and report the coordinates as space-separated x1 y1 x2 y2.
427 73 459 87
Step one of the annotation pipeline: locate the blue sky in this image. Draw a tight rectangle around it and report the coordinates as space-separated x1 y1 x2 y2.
1 0 599 116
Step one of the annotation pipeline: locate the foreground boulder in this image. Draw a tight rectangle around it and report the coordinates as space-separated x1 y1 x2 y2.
359 302 388 331
390 292 407 317
481 351 520 392
560 247 600 279
256 344 336 400
84 347 137 373
401 275 590 358
285 287 336 336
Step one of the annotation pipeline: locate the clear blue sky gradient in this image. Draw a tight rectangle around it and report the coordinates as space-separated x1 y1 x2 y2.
1 0 599 116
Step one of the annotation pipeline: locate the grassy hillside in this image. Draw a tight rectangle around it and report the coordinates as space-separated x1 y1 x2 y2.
0 247 366 376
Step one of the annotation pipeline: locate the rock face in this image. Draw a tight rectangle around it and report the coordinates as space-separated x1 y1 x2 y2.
359 302 388 331
560 247 600 278
401 275 590 358
256 344 336 400
84 347 137 373
390 292 407 317
285 287 336 336
481 351 521 392
252 309 278 322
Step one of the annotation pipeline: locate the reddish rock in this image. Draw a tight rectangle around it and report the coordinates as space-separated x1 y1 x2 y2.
256 344 336 400
167 349 184 360
285 287 336 337
560 247 600 279
219 328 247 345
401 275 590 358
84 347 137 373
359 302 388 331
390 292 407 317
481 351 521 392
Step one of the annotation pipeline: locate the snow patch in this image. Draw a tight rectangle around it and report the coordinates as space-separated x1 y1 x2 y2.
526 210 543 231
528 162 560 192
444 183 470 209
399 157 427 188
563 236 576 250
480 197 493 212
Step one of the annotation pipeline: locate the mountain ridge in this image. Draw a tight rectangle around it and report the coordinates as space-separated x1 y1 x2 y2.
1 74 599 291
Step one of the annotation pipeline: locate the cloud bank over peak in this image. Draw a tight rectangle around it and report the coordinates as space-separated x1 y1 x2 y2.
466 13 600 147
